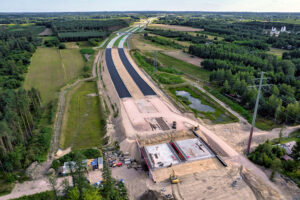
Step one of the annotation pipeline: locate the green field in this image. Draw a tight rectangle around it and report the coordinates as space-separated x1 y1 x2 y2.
23 47 85 104
144 51 210 81
268 47 288 58
60 81 105 150
6 24 45 35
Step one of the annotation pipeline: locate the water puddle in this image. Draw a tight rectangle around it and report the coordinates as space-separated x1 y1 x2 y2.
176 90 215 113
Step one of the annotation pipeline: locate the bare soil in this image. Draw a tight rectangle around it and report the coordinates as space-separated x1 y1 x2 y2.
38 28 53 36
162 51 203 67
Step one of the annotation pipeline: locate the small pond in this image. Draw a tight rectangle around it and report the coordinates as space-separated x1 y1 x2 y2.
176 90 215 113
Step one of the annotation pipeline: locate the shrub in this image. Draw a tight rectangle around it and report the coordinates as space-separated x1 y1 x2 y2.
4 173 15 183
83 66 90 72
156 73 184 84
58 44 66 49
80 48 95 55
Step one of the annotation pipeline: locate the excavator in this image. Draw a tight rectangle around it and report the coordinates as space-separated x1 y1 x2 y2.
170 169 179 184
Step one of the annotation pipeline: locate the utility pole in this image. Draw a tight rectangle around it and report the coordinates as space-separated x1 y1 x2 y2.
247 72 264 154
153 51 157 72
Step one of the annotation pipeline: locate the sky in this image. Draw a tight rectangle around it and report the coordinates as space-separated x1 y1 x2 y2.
0 0 300 12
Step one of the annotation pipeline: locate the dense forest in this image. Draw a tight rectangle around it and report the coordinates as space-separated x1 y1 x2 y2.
51 19 130 41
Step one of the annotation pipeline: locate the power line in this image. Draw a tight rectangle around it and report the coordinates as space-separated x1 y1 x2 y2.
247 72 266 155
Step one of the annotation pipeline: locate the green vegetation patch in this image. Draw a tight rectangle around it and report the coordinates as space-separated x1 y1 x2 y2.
24 47 85 104
60 81 106 150
156 72 184 84
12 191 55 200
268 47 288 58
0 177 15 196
249 140 300 187
80 48 95 55
146 51 210 82
169 85 238 124
51 148 101 171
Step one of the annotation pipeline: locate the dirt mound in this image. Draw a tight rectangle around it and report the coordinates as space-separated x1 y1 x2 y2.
241 166 284 200
137 130 193 146
120 138 140 160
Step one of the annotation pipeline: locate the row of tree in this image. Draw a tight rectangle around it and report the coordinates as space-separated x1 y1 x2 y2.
51 19 130 42
145 28 207 44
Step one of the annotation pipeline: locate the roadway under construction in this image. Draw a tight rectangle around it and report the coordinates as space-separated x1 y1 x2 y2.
100 24 284 200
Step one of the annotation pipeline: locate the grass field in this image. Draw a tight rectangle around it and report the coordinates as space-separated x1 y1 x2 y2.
144 51 210 81
60 81 105 150
268 47 287 57
23 47 85 104
6 24 45 35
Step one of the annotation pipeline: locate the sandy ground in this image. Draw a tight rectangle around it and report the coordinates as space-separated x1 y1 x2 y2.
111 160 258 200
38 28 53 36
152 158 219 182
162 50 203 67
122 96 197 137
149 24 204 32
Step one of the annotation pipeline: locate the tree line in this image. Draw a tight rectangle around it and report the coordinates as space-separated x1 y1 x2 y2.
145 28 207 44
51 19 130 42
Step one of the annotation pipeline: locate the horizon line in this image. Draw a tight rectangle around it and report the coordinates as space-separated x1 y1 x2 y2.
0 10 300 14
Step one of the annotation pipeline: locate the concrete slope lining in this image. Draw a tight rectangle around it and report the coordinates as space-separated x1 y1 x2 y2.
105 49 131 98
118 48 156 96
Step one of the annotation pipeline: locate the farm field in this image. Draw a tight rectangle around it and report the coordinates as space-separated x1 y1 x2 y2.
59 81 105 150
23 47 85 104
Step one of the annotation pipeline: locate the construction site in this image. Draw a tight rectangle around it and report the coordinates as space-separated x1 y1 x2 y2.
97 22 286 200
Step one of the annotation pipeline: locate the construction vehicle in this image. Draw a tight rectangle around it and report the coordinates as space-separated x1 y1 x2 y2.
172 121 177 129
170 169 179 184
